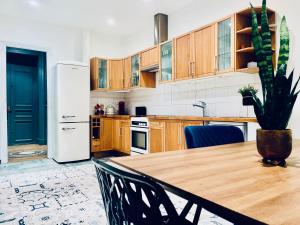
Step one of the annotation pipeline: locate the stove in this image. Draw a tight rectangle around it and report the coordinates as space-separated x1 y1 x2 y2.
130 117 149 155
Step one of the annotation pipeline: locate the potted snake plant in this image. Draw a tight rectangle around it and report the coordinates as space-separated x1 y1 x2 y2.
241 0 300 166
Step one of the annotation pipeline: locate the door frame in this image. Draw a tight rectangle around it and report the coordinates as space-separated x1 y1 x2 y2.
6 47 47 146
0 42 53 164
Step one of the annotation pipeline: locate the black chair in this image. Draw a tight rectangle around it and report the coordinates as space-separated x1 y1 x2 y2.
92 158 203 225
184 125 245 149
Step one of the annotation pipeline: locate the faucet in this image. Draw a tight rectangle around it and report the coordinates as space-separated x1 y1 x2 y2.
193 100 207 117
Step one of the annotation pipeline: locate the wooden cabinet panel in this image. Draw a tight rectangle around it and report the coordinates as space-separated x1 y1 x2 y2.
113 119 121 150
123 57 132 89
193 25 216 77
181 121 204 149
109 59 124 90
100 118 113 151
140 46 159 69
120 121 131 154
174 34 192 80
149 121 165 153
165 121 182 151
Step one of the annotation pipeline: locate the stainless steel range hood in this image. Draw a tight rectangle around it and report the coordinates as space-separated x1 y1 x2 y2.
154 13 168 45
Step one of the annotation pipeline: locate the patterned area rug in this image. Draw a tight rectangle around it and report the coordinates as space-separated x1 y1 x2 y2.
0 162 232 225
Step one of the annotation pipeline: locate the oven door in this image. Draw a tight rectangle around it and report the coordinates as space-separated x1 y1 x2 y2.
131 127 149 154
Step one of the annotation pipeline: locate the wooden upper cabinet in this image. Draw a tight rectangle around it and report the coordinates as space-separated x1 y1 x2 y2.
140 46 159 70
123 57 132 89
192 25 216 77
90 57 108 91
160 40 174 83
174 33 193 80
109 59 124 90
149 121 165 153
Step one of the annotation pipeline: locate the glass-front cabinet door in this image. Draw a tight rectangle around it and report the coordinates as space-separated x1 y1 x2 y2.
160 41 173 82
90 57 108 90
131 54 140 87
216 16 234 73
98 59 108 89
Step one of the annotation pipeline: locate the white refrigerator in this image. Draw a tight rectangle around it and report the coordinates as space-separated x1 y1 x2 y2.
53 62 90 163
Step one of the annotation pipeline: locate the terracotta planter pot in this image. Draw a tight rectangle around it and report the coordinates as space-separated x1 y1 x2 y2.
256 129 292 165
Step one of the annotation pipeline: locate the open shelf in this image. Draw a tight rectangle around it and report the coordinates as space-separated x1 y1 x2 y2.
236 67 259 74
236 24 276 34
236 47 276 53
235 7 277 72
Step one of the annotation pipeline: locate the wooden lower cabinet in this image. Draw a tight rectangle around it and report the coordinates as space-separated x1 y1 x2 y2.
165 121 183 151
120 120 131 154
149 121 165 153
99 118 113 151
113 119 131 154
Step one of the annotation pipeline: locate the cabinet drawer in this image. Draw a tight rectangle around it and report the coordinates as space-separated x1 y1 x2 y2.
92 139 101 146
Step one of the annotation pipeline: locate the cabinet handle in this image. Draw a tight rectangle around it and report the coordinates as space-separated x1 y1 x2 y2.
178 124 181 145
215 56 218 73
62 127 76 131
120 127 122 136
188 62 191 76
192 62 195 76
62 115 76 118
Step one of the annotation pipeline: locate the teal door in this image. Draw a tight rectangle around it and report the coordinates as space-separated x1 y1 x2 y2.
7 64 38 145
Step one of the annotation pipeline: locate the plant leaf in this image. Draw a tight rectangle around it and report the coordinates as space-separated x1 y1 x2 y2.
261 0 274 85
251 4 267 103
277 16 290 76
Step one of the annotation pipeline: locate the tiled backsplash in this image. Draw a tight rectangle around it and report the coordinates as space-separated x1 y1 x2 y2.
90 72 261 117
90 92 126 115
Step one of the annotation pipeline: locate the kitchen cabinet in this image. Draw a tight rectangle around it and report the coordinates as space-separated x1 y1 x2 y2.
120 120 131 154
165 121 182 151
235 8 276 73
160 40 173 82
216 16 235 73
109 59 124 90
131 54 140 87
149 121 165 153
113 119 131 154
123 57 132 89
99 118 113 151
90 58 108 91
140 46 159 70
174 33 193 80
193 25 216 77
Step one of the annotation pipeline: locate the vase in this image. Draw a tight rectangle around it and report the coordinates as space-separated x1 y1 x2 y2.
256 129 292 166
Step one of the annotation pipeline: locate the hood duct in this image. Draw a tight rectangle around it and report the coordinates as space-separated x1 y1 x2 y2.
154 13 168 45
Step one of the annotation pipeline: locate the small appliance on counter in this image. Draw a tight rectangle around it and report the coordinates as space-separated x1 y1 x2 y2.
135 106 147 116
106 104 116 115
118 101 126 115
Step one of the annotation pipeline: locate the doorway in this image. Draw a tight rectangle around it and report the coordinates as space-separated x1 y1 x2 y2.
6 47 47 163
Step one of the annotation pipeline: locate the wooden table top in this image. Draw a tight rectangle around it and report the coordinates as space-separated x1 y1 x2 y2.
112 141 300 225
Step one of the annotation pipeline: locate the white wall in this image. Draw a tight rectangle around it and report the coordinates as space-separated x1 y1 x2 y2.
0 14 125 163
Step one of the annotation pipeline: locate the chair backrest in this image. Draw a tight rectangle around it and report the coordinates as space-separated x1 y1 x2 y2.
184 125 244 149
92 158 181 225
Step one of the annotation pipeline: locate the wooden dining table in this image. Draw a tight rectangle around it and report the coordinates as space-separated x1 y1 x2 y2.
112 140 300 225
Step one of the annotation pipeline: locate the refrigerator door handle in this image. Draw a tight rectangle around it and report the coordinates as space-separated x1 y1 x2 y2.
62 115 76 118
62 127 76 131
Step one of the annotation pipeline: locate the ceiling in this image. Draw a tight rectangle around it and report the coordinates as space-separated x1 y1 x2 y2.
0 0 195 36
